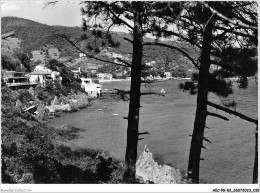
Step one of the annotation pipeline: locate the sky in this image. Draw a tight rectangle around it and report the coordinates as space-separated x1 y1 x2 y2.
1 1 84 27
0 1 164 38
0 0 131 33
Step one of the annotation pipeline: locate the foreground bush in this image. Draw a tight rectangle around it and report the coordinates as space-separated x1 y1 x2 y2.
1 87 124 184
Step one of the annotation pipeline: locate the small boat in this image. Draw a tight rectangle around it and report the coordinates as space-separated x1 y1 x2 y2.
160 88 166 93
113 114 119 116
98 109 103 111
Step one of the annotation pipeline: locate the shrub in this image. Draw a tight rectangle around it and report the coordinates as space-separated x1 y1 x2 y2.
1 86 124 184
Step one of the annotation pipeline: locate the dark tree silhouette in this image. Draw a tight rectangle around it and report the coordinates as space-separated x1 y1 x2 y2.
45 1 257 183
49 1 183 183
141 1 257 183
173 2 258 183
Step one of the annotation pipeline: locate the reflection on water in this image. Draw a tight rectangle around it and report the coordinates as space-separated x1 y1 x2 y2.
48 79 257 184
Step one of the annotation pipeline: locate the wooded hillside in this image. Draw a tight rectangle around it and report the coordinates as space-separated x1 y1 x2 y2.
2 17 197 69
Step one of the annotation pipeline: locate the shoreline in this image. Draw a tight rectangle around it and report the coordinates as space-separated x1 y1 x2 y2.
99 77 191 83
46 79 257 184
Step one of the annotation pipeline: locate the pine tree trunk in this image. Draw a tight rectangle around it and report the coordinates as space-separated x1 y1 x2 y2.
123 5 143 184
187 21 213 183
253 125 258 183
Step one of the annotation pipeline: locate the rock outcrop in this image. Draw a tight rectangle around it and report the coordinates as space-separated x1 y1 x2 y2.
136 145 182 184
46 93 89 113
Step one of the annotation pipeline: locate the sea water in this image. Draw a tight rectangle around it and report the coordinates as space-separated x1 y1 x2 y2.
48 79 257 183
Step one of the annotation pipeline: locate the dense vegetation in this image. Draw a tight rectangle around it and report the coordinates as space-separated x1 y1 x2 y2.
1 17 197 69
1 17 84 58
1 86 125 184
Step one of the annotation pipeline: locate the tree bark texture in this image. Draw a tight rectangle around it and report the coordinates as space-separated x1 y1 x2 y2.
253 125 258 184
123 4 143 184
187 21 214 183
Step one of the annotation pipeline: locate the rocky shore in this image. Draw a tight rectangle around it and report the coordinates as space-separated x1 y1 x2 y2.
24 92 91 121
136 145 182 184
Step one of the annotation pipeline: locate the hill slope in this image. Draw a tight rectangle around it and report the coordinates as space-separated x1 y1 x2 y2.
1 17 85 58
1 17 198 68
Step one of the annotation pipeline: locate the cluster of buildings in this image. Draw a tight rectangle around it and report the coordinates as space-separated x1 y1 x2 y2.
2 63 104 98
1 32 128 97
2 63 61 89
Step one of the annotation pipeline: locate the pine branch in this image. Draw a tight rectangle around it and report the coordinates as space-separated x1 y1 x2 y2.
124 37 133 43
114 89 130 101
226 2 257 27
207 111 229 121
138 131 150 135
143 42 199 69
212 30 229 41
141 66 153 70
207 101 258 125
201 2 258 30
203 13 215 33
144 29 197 47
140 92 165 97
235 2 258 22
141 80 156 84
115 57 131 67
114 88 130 94
43 1 58 9
101 2 134 30
213 26 257 41
56 34 130 68
203 137 212 144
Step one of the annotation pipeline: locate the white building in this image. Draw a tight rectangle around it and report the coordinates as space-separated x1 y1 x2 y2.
79 53 86 58
145 61 156 66
28 70 52 87
111 52 123 58
81 78 102 98
28 64 60 86
81 78 94 84
164 72 172 79
2 71 37 89
34 63 52 73
96 73 113 82
72 67 81 78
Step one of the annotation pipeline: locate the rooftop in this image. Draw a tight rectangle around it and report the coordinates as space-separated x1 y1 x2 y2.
28 70 51 75
4 71 26 74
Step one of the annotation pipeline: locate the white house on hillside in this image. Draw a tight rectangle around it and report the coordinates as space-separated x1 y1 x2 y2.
79 53 86 58
34 63 52 73
28 70 52 87
96 73 113 82
28 64 60 86
81 78 102 98
145 61 156 66
111 52 123 58
72 67 81 78
164 72 172 79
